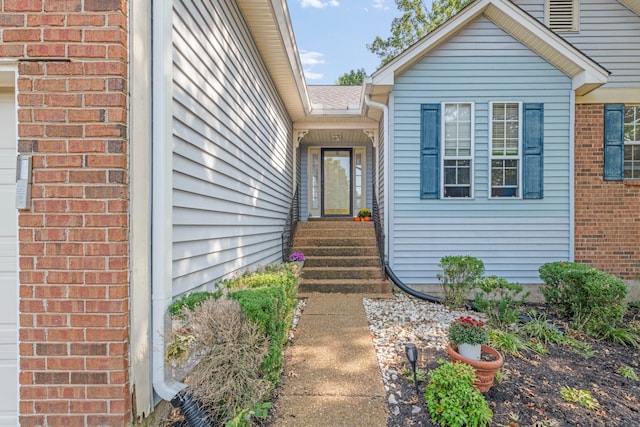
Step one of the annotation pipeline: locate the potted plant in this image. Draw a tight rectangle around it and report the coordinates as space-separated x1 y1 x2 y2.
357 207 372 221
447 316 503 392
289 252 305 270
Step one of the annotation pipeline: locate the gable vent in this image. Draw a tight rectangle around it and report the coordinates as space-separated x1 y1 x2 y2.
546 0 579 32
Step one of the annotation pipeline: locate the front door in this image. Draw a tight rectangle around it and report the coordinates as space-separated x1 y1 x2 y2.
322 149 352 216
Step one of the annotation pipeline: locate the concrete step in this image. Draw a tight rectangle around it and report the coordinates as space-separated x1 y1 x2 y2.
294 236 377 247
302 267 383 280
297 220 374 230
304 256 381 268
293 246 379 257
294 228 374 238
298 279 392 294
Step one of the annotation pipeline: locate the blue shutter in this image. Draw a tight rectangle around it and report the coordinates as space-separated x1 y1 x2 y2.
420 104 440 199
603 104 624 181
523 103 544 199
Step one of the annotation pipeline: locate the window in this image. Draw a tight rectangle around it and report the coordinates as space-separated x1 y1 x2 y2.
442 103 473 198
490 102 521 198
546 0 579 32
624 105 640 179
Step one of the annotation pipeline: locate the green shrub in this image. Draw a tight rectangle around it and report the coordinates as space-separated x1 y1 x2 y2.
538 262 629 336
437 256 485 308
168 290 222 318
228 285 287 386
474 275 530 326
424 360 492 427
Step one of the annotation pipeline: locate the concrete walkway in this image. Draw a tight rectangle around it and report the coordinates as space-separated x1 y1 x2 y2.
270 293 388 427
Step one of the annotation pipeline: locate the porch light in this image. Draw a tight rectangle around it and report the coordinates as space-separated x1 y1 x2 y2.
405 343 420 396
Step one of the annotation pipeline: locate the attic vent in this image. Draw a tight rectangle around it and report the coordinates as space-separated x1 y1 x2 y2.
546 0 579 32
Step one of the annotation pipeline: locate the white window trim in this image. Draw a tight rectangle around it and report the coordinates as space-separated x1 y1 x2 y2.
441 102 474 199
489 101 523 200
624 105 640 180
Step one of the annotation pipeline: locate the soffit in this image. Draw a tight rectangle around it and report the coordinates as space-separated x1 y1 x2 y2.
371 0 609 96
618 0 640 15
297 128 375 145
236 0 310 121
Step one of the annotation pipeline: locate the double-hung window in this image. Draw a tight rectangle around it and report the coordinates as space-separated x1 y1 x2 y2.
490 102 521 198
624 105 640 179
442 103 473 198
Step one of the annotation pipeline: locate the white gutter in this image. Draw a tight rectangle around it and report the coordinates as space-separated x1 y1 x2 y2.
364 94 390 263
568 94 575 262
151 0 186 401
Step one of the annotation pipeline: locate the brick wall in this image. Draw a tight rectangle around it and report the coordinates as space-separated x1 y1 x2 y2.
1 0 131 425
574 104 640 280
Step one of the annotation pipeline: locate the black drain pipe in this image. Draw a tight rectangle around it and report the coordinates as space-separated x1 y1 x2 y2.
384 262 443 304
170 392 212 427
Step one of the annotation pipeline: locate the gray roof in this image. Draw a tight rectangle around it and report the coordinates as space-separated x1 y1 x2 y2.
307 85 362 110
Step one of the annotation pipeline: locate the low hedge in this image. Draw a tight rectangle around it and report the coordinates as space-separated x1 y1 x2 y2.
538 261 628 335
167 263 300 425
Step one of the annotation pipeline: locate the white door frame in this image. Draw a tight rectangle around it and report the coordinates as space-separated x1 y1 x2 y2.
0 62 19 425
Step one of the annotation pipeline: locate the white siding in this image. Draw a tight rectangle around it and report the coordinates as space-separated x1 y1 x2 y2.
391 17 573 284
514 0 640 87
171 0 293 296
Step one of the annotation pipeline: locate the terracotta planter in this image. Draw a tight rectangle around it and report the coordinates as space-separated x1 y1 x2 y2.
447 343 503 392
363 216 371 221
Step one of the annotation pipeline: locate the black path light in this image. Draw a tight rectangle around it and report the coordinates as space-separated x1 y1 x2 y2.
405 343 420 396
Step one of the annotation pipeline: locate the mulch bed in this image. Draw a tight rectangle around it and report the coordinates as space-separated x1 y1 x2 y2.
389 304 640 427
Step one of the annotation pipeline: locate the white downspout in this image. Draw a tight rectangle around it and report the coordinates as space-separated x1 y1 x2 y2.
364 94 390 263
151 0 186 401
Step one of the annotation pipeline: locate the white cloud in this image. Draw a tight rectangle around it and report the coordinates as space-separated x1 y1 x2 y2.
372 0 387 10
300 0 339 8
304 70 324 80
299 50 325 66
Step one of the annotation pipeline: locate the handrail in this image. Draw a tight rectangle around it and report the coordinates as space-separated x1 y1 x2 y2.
371 191 385 275
281 186 300 262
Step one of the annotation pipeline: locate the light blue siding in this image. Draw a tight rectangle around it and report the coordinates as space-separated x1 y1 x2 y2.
390 17 573 284
514 0 640 87
171 0 293 297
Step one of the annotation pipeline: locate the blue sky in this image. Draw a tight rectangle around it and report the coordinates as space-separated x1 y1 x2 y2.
288 0 402 85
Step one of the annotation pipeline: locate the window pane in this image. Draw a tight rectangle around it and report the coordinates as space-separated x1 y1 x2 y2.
624 106 640 179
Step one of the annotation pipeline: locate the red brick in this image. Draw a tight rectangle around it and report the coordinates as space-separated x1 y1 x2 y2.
68 108 105 122
85 0 121 11
84 215 126 228
67 77 106 92
43 28 82 42
35 343 68 356
86 299 126 313
68 169 106 183
19 124 44 137
21 299 45 312
0 44 25 57
34 285 67 299
33 108 66 123
46 271 84 284
3 29 41 42
85 271 127 284
4 0 43 12
0 14 26 26
45 62 83 76
68 228 105 242
21 357 46 370
44 185 84 198
47 386 86 399
66 14 105 27
67 199 106 213
45 124 83 137
36 313 67 327
68 285 106 299
84 242 127 256
46 243 83 256
68 139 106 152
45 93 81 107
44 155 83 168
20 385 47 400
70 343 107 356
34 228 67 241
46 299 84 313
27 13 65 26
85 123 125 137
47 328 84 341
69 257 105 270
70 399 107 413
44 0 81 12
68 44 107 59
26 43 66 57
33 170 68 183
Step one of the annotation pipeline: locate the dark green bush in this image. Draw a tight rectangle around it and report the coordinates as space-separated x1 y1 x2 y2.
538 262 629 336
